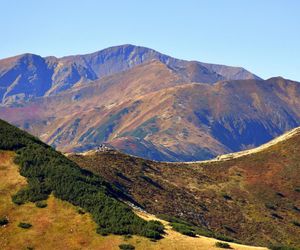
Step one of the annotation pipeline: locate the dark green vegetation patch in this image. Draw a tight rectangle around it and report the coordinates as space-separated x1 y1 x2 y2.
170 222 196 237
293 221 300 227
119 243 135 250
215 242 232 249
0 119 163 239
158 215 236 242
35 200 47 208
0 217 9 226
18 222 32 229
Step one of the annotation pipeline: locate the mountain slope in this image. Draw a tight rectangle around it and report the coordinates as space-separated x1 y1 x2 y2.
0 45 298 162
70 126 300 247
0 119 164 239
0 54 54 104
0 44 260 104
196 125 300 163
1 71 299 161
0 120 268 250
0 151 267 250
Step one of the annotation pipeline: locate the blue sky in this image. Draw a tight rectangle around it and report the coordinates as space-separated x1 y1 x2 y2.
1 0 299 80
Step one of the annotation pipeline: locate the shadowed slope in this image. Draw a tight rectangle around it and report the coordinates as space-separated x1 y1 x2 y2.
70 127 300 247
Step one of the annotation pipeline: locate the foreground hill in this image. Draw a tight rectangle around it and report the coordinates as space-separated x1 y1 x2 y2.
0 119 165 239
0 120 269 249
70 127 300 248
1 151 269 250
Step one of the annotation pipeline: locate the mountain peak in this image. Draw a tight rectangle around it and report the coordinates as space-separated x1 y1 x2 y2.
0 44 262 104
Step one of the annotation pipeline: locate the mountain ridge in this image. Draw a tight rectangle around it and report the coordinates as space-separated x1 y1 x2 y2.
77 126 300 165
0 61 299 161
0 44 260 104
0 45 299 162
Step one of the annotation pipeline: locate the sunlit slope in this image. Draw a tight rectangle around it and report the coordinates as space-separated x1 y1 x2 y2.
0 118 165 241
0 151 268 250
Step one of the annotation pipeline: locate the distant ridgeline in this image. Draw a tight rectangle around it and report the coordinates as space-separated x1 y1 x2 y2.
0 119 164 239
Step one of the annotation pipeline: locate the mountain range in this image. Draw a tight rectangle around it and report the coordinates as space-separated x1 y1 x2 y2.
0 45 299 161
0 44 260 104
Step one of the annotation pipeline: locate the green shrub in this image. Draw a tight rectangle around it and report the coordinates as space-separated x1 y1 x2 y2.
77 208 86 214
271 213 283 220
214 234 235 243
292 221 300 227
0 119 164 239
35 200 47 208
146 220 164 233
293 206 300 212
0 217 9 226
119 243 135 250
140 229 162 239
157 214 193 226
18 222 32 229
194 227 214 238
123 234 132 240
265 203 277 210
170 222 196 237
215 242 232 248
222 194 232 200
158 214 236 242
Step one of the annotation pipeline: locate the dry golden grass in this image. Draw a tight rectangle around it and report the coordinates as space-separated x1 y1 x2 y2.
0 151 267 250
134 211 267 250
0 151 124 250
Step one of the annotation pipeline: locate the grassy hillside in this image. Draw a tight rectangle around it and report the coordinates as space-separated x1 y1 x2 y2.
0 151 117 249
70 127 300 248
0 143 268 249
0 119 164 239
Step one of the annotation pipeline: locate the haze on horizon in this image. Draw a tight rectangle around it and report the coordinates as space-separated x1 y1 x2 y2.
1 0 300 81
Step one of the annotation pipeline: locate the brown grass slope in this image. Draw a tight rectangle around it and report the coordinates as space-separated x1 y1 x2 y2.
70 127 300 248
0 151 267 250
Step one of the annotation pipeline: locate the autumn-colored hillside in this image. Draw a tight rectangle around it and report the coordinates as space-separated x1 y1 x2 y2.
70 127 300 248
1 45 299 162
0 121 268 250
